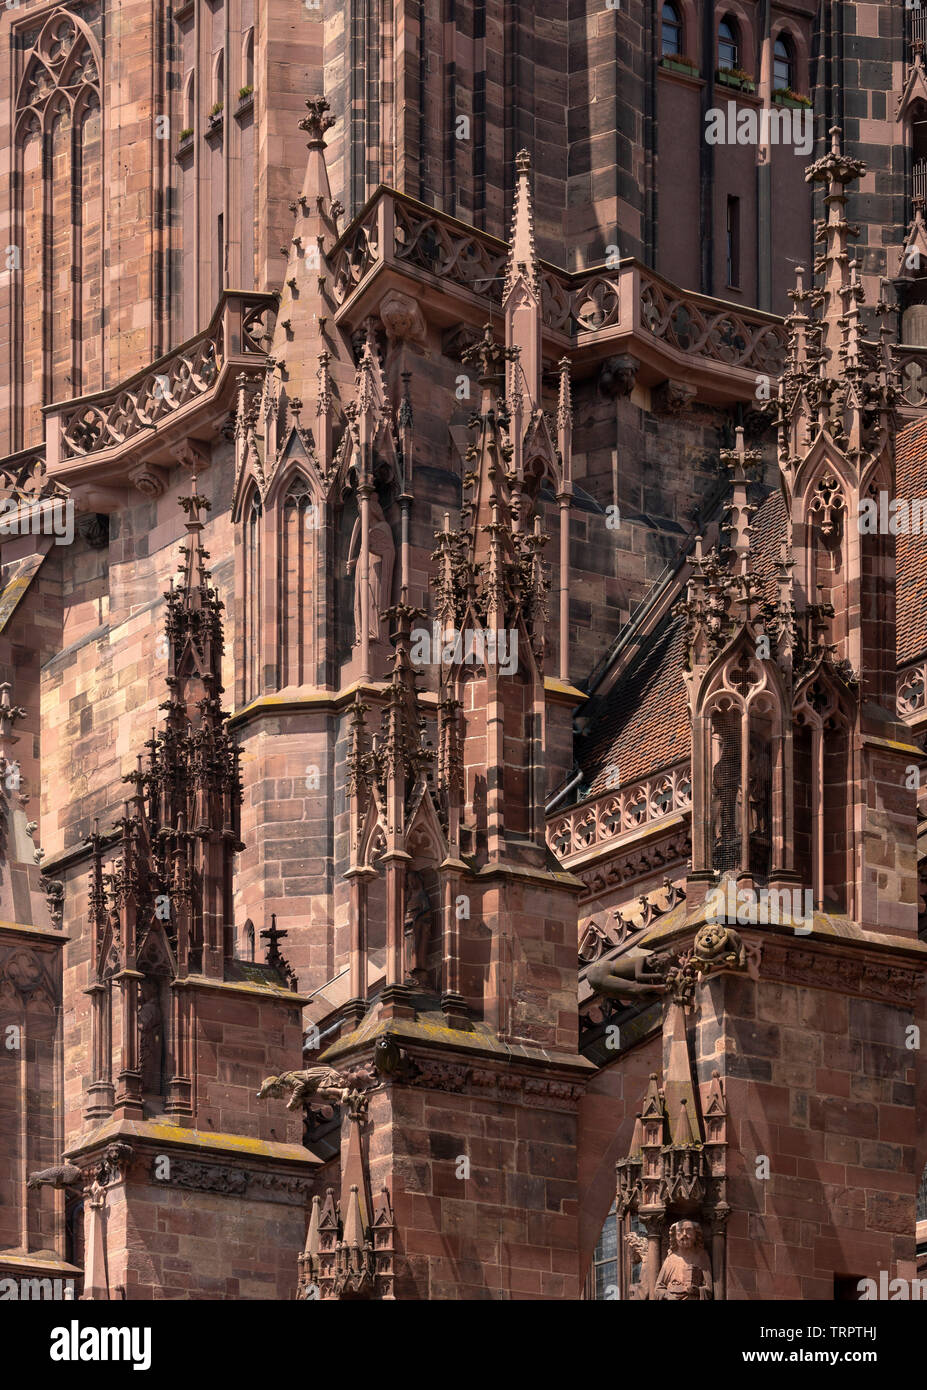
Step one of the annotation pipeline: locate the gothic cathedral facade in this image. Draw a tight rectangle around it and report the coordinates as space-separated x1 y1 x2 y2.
0 0 926 1303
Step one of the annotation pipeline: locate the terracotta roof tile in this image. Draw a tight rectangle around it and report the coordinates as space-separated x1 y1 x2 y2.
580 489 804 799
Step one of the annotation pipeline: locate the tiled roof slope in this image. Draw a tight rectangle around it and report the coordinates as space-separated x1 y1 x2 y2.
578 488 789 799
580 421 927 801
897 416 927 665
580 616 689 795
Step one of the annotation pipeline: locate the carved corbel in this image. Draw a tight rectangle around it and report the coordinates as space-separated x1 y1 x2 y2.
653 379 697 415
598 354 640 398
128 461 169 498
75 514 110 550
378 290 427 347
68 483 127 515
169 438 210 474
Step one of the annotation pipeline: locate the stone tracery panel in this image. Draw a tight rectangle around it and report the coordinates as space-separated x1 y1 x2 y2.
12 6 102 446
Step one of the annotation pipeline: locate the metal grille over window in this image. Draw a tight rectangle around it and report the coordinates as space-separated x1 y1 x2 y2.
711 710 741 873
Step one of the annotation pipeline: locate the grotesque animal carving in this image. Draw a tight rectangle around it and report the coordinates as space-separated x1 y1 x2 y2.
257 1068 349 1111
693 923 746 971
586 945 672 1002
257 1063 379 1112
27 1161 83 1190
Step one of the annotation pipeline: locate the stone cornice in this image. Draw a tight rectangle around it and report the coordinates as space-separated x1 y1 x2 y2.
65 1118 322 1168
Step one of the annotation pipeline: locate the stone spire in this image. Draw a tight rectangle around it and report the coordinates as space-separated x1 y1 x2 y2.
719 426 761 566
459 324 521 567
503 149 542 414
804 126 866 369
263 96 355 470
165 483 225 731
347 322 393 481
85 487 247 1122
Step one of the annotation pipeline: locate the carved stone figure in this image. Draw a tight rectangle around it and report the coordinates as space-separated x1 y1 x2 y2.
652 1220 713 1301
378 290 426 345
257 1068 349 1111
138 978 164 1094
27 1161 83 1190
403 870 432 982
347 490 395 645
586 944 672 1002
257 1063 379 1113
625 1230 649 1300
693 923 746 971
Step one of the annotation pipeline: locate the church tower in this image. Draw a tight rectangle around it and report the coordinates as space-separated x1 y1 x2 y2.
304 152 594 1301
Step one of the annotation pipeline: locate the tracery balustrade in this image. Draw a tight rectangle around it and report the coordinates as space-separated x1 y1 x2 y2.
547 764 692 863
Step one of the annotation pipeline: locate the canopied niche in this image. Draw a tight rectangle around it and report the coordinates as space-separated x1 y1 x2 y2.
793 675 853 916
695 645 788 885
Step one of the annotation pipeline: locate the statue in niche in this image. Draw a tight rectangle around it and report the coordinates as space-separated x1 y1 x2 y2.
652 1221 713 1301
138 977 164 1094
747 732 772 863
403 870 432 984
346 489 395 645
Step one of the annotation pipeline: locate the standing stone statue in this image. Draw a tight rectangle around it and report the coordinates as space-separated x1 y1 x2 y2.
403 870 432 983
652 1221 713 1301
347 490 395 645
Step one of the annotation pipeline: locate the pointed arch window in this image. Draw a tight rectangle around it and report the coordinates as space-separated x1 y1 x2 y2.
213 49 224 110
661 3 682 58
586 1203 648 1299
718 18 739 71
243 490 263 704
242 29 254 93
588 1203 619 1299
702 651 781 884
773 35 794 91
183 69 195 131
280 475 318 689
13 8 102 445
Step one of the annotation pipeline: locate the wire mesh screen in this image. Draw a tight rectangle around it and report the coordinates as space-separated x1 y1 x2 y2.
747 732 772 879
711 711 741 874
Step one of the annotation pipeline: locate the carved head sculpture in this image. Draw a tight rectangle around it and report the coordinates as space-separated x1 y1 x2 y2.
693 923 746 969
669 1220 703 1252
256 1075 286 1101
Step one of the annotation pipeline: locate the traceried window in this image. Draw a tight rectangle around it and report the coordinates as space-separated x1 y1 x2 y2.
589 1203 619 1299
242 28 254 91
243 490 262 703
774 35 794 91
588 1205 648 1299
213 49 224 109
718 18 739 70
13 8 102 445
661 3 682 57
